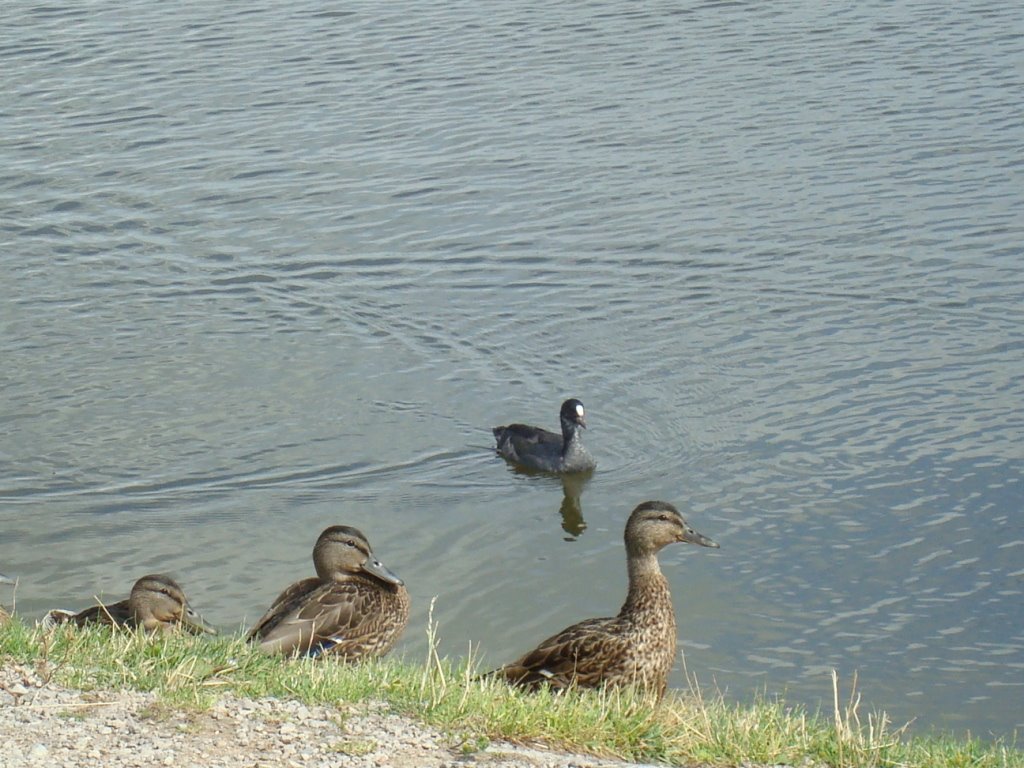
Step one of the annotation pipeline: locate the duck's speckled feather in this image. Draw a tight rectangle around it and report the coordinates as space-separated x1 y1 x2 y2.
497 574 677 693
62 599 134 627
247 574 410 659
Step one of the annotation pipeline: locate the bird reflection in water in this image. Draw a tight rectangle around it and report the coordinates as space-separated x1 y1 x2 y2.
506 466 594 540
558 471 592 539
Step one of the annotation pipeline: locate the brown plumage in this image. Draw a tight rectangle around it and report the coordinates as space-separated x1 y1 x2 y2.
495 500 718 698
43 574 215 634
247 525 410 660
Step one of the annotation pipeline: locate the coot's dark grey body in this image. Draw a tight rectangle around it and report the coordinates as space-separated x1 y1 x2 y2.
492 398 596 473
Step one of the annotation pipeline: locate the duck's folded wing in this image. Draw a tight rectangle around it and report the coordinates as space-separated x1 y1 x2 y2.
498 617 627 689
300 585 401 658
246 577 321 644
67 599 133 627
249 580 391 658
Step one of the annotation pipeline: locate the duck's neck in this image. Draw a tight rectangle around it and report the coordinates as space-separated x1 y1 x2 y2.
620 552 672 618
559 419 581 457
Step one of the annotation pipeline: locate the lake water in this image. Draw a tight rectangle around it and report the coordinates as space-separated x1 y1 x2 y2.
2 0 1022 739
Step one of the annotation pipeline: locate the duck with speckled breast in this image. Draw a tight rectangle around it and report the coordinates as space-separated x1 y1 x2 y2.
493 501 719 698
247 525 410 660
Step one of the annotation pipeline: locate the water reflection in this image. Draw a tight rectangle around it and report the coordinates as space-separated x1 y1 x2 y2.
558 472 592 539
502 466 594 540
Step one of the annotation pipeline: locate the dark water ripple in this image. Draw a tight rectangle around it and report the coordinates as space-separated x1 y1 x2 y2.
2 0 1022 738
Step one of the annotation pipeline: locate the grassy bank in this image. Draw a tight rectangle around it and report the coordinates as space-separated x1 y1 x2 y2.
0 616 1018 768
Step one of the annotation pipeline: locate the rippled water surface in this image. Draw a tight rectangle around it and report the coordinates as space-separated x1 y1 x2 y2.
2 0 1022 738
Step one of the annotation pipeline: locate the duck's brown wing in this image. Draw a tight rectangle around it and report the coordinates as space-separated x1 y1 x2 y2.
249 579 408 659
70 598 133 627
497 616 630 690
246 577 321 642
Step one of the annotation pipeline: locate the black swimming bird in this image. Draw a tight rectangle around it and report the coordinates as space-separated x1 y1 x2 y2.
493 398 596 473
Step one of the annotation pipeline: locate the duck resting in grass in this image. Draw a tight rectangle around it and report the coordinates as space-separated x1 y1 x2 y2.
247 525 410 660
43 574 215 635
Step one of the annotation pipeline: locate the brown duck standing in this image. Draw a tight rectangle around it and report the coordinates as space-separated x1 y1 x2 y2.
495 500 718 698
247 525 410 659
43 574 215 634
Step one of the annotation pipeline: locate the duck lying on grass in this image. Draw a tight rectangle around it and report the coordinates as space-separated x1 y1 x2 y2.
43 574 215 634
247 525 410 660
494 500 718 698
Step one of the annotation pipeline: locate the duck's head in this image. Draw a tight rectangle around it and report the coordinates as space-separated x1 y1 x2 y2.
559 398 588 429
313 525 404 587
129 574 216 634
625 500 719 556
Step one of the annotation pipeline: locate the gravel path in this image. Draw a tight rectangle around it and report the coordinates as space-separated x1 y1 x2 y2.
0 663 663 768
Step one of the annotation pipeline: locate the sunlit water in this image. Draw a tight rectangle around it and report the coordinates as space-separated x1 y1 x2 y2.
2 0 1022 738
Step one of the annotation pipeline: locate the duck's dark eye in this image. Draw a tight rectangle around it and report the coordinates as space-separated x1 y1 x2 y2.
658 514 670 521
345 540 356 547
